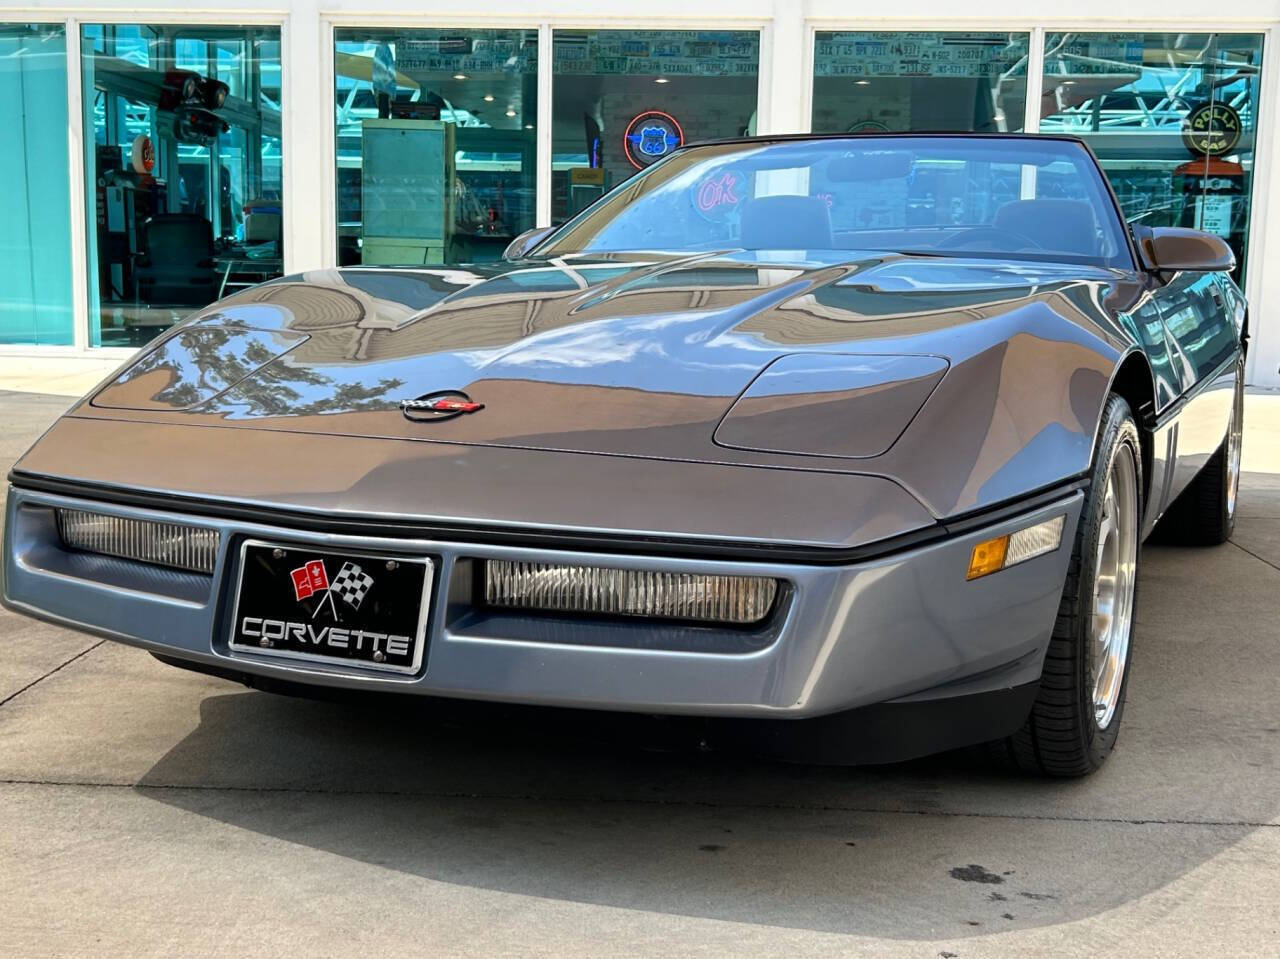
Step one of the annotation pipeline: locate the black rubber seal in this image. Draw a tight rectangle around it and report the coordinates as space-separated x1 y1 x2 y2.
9 470 1084 567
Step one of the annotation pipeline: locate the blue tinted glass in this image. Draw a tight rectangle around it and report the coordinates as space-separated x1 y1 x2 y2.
82 25 284 348
0 23 74 345
174 38 206 71
1041 32 1264 282
812 32 1030 134
541 137 1132 268
333 28 539 267
550 30 760 225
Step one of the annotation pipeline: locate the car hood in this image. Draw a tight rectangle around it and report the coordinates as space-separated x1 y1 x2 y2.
62 249 1134 518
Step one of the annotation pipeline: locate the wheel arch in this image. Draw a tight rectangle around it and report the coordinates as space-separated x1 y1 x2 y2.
1107 350 1157 512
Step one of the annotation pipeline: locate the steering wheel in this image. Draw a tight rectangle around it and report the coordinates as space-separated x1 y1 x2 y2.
947 226 1043 250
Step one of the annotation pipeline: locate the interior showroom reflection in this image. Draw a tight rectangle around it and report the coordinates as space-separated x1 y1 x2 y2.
4 23 1269 359
1040 32 1263 281
550 30 759 223
811 32 1030 134
334 28 538 267
82 24 283 347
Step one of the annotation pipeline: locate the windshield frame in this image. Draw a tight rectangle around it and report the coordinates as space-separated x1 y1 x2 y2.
531 133 1139 272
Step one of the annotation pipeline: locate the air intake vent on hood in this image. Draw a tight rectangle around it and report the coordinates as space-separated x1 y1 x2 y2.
714 353 948 459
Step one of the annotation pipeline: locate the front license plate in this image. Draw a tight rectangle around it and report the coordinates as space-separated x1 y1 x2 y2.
228 541 433 674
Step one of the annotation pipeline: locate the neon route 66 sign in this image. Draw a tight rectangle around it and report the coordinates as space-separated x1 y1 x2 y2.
623 110 685 169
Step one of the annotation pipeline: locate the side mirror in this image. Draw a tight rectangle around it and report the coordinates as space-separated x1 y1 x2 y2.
1134 226 1235 274
503 226 555 260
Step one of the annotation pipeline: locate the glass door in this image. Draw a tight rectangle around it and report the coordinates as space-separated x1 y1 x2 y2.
1040 32 1265 283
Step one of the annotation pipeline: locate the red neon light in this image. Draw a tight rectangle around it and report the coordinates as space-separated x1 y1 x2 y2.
622 110 685 170
695 171 741 214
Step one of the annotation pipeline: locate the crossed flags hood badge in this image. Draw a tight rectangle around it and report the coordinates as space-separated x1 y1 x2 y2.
291 560 374 620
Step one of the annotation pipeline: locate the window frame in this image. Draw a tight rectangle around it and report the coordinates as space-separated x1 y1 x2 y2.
0 10 288 359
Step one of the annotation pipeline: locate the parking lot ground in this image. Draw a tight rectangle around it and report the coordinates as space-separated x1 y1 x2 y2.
1 390 1277 957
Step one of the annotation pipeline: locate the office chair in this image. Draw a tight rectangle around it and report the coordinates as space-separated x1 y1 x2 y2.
135 213 218 308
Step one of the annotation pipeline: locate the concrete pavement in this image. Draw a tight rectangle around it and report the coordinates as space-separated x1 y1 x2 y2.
0 390 1277 957
0 356 125 398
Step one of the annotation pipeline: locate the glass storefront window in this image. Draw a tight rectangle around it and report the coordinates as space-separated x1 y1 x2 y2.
0 23 74 346
550 30 760 224
333 28 538 267
174 38 207 72
215 40 248 99
811 32 1030 134
82 25 284 347
1041 33 1265 281
111 26 155 69
259 39 281 111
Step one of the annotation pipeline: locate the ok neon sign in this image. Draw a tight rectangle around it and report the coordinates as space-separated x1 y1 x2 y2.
695 172 742 214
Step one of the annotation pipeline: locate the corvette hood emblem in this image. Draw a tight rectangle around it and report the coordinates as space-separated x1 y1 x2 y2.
400 391 484 421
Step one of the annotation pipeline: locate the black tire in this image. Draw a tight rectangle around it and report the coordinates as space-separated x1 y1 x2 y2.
1156 360 1244 546
996 394 1143 777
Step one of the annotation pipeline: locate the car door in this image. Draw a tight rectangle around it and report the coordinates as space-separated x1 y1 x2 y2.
1149 270 1240 502
1116 278 1185 534
1121 280 1183 412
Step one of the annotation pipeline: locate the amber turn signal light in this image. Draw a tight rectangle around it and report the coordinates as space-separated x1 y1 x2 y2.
966 515 1066 581
967 535 1010 580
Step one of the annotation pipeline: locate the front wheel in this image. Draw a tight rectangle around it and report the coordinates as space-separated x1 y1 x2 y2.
997 394 1142 776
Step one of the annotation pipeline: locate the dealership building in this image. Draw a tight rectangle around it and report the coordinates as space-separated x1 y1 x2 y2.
2 2 1278 385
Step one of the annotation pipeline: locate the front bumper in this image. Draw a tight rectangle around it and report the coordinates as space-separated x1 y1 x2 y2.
3 483 1082 721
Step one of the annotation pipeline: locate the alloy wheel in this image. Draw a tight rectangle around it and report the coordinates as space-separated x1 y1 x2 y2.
1091 441 1139 731
1227 380 1244 519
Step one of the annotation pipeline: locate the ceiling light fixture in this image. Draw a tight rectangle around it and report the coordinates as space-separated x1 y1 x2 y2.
505 107 517 117
483 93 495 102
654 77 669 84
453 73 468 80
855 79 871 86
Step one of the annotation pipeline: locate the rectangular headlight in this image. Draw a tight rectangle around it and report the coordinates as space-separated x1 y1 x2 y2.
55 508 219 575
484 560 779 625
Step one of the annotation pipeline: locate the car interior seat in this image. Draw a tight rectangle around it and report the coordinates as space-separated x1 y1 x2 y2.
993 199 1101 257
740 195 834 250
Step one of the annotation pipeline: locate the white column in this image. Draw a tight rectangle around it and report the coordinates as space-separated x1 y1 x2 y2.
282 1 328 272
536 24 553 228
760 0 808 135
1244 26 1279 388
1022 27 1045 134
65 17 91 350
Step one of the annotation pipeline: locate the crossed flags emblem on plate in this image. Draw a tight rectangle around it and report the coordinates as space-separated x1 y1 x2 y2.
291 560 375 620
330 562 375 610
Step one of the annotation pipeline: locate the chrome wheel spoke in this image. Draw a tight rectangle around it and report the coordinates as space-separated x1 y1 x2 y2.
1091 442 1138 731
1226 384 1243 518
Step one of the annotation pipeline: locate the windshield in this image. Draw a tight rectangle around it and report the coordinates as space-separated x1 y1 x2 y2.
536 136 1133 269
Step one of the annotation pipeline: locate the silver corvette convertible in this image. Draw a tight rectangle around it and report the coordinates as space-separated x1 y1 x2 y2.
4 134 1246 775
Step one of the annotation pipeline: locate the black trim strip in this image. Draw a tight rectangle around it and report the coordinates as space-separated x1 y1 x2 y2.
7 470 1085 567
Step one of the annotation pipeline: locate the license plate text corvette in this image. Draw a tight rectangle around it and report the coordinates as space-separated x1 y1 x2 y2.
228 541 433 674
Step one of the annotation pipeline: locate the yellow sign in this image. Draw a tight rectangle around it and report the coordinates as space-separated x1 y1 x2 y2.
1182 103 1242 158
570 167 605 185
